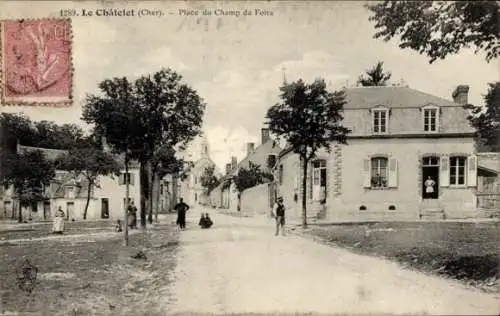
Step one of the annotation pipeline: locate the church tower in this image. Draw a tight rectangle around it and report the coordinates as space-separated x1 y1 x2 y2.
200 135 210 159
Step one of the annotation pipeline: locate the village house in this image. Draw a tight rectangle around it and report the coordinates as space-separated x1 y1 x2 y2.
210 128 282 212
0 138 141 222
276 85 484 221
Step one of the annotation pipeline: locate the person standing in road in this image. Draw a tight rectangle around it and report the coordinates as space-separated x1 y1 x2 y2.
272 196 286 236
174 198 190 230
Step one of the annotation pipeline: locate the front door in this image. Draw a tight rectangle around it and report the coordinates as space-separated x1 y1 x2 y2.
66 202 74 220
312 160 327 201
101 198 109 219
43 202 51 220
422 156 439 199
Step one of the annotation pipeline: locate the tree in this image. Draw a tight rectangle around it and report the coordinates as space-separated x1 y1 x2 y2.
82 76 141 246
233 161 273 194
266 79 351 228
55 147 122 220
0 113 38 146
2 150 55 223
357 61 392 87
366 1 500 64
82 69 205 242
150 144 187 222
465 82 500 152
200 165 220 195
133 68 205 225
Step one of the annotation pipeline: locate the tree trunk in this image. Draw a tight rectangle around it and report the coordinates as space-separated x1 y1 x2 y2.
147 162 153 224
124 154 130 247
140 163 147 228
83 181 92 220
171 175 178 212
17 198 22 223
153 171 160 223
301 156 308 229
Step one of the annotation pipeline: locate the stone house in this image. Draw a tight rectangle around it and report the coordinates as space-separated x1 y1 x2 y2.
1 141 141 222
211 128 282 211
276 85 481 221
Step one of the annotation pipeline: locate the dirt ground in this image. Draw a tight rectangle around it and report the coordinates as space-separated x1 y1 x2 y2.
303 220 500 293
0 219 179 316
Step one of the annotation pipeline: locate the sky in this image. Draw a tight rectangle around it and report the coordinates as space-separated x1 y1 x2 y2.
0 1 498 172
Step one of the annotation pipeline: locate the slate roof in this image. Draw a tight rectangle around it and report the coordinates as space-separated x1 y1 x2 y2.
17 145 67 161
343 86 458 109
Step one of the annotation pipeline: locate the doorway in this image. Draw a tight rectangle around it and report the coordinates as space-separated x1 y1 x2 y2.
101 198 109 219
66 202 74 220
43 201 51 220
312 159 327 201
422 156 439 199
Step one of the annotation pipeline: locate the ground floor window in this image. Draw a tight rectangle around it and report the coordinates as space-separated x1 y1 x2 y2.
450 156 466 185
371 157 388 188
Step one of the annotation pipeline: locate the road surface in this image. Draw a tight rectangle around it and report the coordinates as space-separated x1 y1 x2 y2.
165 208 500 315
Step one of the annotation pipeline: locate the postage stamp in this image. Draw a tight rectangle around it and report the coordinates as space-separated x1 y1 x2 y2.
0 18 73 106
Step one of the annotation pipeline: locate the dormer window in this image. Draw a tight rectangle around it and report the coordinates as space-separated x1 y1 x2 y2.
372 107 389 134
422 105 439 132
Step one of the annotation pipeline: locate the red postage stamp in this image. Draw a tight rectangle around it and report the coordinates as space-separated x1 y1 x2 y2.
0 18 73 106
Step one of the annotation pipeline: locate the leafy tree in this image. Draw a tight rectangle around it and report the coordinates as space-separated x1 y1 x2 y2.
82 69 205 242
366 1 500 63
357 61 392 87
82 76 141 246
465 82 500 152
55 147 122 220
133 69 205 225
233 161 273 193
266 79 351 228
2 150 55 223
200 165 221 194
0 113 38 146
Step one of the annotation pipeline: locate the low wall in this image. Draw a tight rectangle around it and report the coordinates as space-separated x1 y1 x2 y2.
240 183 271 216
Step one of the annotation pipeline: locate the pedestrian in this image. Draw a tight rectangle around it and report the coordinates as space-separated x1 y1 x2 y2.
174 198 190 230
424 176 436 198
127 201 138 229
115 219 123 232
52 206 65 234
199 212 213 229
272 196 286 236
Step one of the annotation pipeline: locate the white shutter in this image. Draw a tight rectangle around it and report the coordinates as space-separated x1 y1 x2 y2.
440 156 449 187
388 158 398 188
467 155 477 187
119 174 124 185
130 173 135 185
363 158 371 188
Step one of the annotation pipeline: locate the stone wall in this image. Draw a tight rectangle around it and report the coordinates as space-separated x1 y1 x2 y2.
240 183 271 216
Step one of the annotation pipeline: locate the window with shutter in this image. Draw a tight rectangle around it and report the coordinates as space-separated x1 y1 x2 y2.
388 158 398 187
363 158 371 188
440 156 449 187
450 156 466 186
467 155 477 187
370 157 388 188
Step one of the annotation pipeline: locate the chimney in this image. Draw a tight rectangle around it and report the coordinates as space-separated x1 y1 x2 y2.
225 163 232 175
261 128 270 144
452 85 469 105
101 136 110 152
231 156 237 171
246 142 255 156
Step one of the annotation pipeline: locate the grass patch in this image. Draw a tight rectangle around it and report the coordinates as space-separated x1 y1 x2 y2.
304 221 500 292
0 221 179 315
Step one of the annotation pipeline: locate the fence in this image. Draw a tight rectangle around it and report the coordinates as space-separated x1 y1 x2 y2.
477 176 500 209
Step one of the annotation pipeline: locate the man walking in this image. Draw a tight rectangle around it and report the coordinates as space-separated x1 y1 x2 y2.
174 198 190 230
272 196 286 236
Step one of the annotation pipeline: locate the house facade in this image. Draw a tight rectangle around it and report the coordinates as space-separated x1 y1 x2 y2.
211 128 282 211
1 143 141 222
276 85 481 221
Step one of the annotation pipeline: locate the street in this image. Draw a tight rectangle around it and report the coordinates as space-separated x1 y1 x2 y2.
167 208 500 315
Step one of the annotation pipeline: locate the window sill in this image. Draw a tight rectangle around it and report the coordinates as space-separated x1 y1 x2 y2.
447 185 468 189
365 187 397 190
